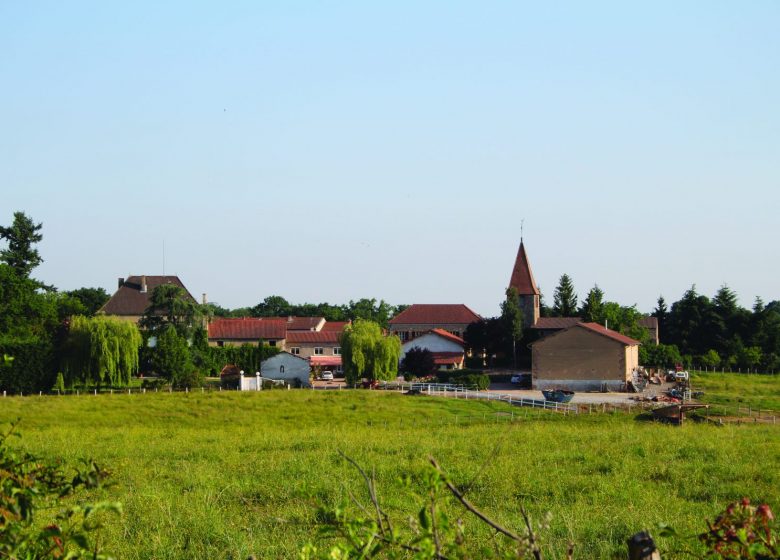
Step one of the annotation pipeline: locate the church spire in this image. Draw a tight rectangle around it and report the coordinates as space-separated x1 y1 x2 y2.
509 240 540 296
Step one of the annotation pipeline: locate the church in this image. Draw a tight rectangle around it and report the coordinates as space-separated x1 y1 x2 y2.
508 239 642 392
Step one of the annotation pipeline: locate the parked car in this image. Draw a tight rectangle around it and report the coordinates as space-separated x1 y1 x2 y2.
510 375 522 384
674 370 689 382
321 372 334 381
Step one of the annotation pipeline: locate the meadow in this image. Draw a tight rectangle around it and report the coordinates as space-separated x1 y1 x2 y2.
690 370 780 411
2 386 779 559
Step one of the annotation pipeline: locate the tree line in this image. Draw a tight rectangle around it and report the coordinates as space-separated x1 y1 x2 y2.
207 295 407 328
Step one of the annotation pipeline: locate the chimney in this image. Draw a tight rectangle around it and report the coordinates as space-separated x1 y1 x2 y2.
140 275 147 294
118 277 124 289
202 293 207 305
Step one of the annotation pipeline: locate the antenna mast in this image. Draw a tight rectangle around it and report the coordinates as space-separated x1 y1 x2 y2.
521 218 525 242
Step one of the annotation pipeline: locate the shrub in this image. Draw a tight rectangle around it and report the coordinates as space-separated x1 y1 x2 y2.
0 422 119 558
0 336 55 393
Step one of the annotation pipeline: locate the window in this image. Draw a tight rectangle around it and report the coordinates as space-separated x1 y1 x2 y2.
290 347 300 355
217 340 224 347
314 347 324 355
333 347 341 355
269 340 276 347
280 365 285 373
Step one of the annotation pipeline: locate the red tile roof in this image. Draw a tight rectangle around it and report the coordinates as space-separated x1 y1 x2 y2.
531 317 583 330
389 304 481 326
431 352 465 366
264 316 325 331
208 318 287 340
429 328 466 346
286 330 342 344
576 322 641 346
321 321 350 331
309 356 342 366
101 275 195 316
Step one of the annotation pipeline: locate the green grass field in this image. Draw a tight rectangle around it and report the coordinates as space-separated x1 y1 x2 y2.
691 371 780 411
2 388 779 559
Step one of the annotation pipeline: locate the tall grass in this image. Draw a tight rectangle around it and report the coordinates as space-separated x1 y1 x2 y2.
1 390 778 559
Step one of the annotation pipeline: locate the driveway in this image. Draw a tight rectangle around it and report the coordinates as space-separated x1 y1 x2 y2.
488 382 636 404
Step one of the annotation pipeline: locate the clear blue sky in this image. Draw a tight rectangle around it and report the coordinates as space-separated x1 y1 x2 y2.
2 1 778 316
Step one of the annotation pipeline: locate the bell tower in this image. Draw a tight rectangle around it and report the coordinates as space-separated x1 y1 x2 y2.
508 239 540 329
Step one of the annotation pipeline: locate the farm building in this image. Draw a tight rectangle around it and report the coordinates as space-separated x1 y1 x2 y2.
400 329 466 370
531 322 640 391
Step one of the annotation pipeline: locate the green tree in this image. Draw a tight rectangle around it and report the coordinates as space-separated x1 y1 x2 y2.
552 274 578 317
500 287 523 369
400 346 435 380
149 325 198 387
700 349 721 369
140 284 203 338
348 298 394 327
61 315 142 387
251 295 292 317
639 343 683 368
340 320 401 385
0 211 43 278
579 284 605 323
65 287 110 315
652 296 668 343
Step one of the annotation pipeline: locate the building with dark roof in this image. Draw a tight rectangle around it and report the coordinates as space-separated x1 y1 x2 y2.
388 304 481 342
100 275 197 323
530 322 641 391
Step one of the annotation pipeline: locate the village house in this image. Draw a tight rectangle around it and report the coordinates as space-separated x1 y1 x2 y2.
388 304 481 342
101 275 198 324
400 329 466 370
285 329 343 373
530 322 641 391
207 317 287 347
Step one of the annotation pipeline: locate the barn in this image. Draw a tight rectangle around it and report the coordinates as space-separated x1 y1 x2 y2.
530 322 640 391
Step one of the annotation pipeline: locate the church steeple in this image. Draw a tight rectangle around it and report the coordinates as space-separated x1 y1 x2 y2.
509 240 540 296
509 240 540 328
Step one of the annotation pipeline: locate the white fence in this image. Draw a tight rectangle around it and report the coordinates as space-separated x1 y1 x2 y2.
376 381 578 414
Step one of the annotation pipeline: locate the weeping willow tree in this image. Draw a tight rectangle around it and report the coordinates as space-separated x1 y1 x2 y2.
62 315 142 386
340 320 401 386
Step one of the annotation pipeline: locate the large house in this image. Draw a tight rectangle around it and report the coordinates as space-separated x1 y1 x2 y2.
101 275 198 323
530 322 641 391
388 304 481 342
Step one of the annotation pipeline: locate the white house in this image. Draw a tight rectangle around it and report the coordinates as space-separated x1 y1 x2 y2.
261 352 311 388
400 329 466 370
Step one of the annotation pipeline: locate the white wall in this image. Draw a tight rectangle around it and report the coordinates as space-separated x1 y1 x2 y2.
261 353 311 388
400 333 463 361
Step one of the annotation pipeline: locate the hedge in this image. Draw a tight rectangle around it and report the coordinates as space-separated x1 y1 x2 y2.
0 336 56 394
